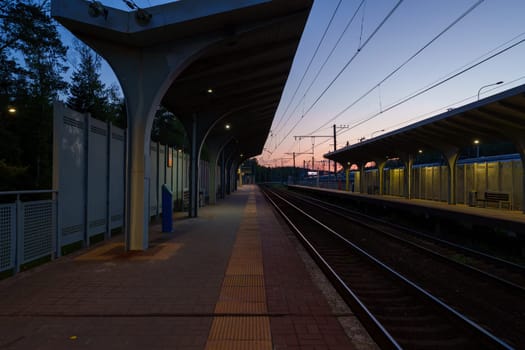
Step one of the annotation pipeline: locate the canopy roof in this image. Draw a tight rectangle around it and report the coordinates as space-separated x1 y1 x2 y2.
53 0 313 159
325 84 525 165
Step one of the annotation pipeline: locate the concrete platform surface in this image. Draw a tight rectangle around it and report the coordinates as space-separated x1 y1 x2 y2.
0 185 364 350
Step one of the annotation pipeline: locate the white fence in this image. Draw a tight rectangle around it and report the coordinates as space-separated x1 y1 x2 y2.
0 103 219 274
53 102 126 248
0 191 57 273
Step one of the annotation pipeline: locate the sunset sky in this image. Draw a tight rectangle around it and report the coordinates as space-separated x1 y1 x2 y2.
61 0 525 168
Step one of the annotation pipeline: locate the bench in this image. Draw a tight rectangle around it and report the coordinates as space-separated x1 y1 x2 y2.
477 191 512 209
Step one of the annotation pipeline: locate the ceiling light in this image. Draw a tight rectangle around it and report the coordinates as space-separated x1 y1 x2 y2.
207 88 213 94
473 140 480 144
7 107 16 114
225 124 231 130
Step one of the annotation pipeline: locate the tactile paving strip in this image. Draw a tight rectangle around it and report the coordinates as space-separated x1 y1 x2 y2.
214 301 267 314
205 191 272 350
205 340 272 350
207 316 271 340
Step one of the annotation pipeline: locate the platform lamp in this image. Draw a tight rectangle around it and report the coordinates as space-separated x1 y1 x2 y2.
474 139 480 158
477 81 503 101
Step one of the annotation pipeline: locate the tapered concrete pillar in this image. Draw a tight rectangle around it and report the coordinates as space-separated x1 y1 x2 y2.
205 135 233 204
508 133 525 213
52 2 224 250
180 112 231 217
373 159 387 195
402 154 414 199
359 163 366 193
442 148 460 204
208 151 219 205
220 154 226 199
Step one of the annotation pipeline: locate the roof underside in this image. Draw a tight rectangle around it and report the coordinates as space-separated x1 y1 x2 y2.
53 0 313 160
163 1 311 158
325 84 525 165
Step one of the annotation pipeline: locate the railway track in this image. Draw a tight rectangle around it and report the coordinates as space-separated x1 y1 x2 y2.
288 187 525 291
261 185 522 349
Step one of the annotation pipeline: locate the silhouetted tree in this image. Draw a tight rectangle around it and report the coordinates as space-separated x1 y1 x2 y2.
0 0 68 189
67 41 126 126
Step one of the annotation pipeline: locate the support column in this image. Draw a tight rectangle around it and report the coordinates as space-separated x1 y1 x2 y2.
404 154 414 199
180 112 226 217
359 163 366 194
226 157 233 195
220 154 226 199
206 136 233 205
233 160 239 192
374 159 387 195
345 165 350 191
508 133 525 213
208 151 219 204
442 148 460 205
65 38 219 251
188 115 199 217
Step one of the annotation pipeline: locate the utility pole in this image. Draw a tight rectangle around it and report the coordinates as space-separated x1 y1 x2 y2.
294 135 332 173
333 124 349 179
285 151 313 184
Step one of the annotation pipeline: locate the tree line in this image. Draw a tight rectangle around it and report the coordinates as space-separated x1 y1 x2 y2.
0 0 125 190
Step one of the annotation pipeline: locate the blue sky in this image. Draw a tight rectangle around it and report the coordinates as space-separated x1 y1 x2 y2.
60 0 525 168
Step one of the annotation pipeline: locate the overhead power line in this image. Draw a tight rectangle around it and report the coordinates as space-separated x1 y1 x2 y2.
274 0 366 135
273 0 404 152
287 35 525 155
307 0 485 135
272 0 344 133
337 37 525 139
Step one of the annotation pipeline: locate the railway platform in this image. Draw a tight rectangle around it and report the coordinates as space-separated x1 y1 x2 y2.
0 185 370 350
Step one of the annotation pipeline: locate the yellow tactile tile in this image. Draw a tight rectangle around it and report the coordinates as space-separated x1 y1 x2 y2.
207 317 271 340
205 191 272 350
225 262 264 275
214 301 267 314
205 340 272 350
222 275 265 287
219 286 267 303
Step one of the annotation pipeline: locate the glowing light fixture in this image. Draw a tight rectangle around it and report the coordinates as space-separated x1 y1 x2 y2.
473 139 480 144
7 106 17 114
207 88 213 94
225 123 231 130
418 149 423 154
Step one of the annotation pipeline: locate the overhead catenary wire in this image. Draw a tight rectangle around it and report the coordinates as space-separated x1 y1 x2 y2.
273 0 404 152
334 37 525 141
272 0 344 133
384 74 525 133
311 45 525 154
274 0 366 135
306 0 485 136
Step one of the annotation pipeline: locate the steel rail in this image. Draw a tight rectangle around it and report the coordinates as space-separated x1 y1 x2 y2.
286 190 525 293
289 186 525 273
263 186 514 350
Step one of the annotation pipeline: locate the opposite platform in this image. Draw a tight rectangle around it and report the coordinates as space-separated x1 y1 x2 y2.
0 185 372 350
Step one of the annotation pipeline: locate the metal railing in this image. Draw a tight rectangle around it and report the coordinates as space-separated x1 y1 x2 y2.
0 190 58 274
